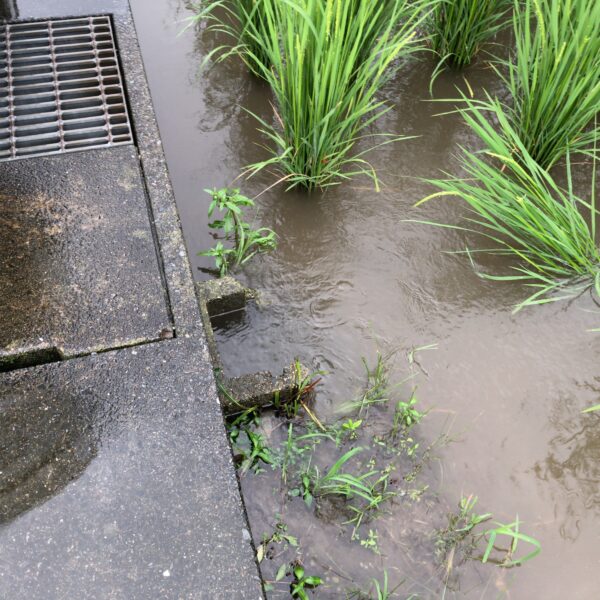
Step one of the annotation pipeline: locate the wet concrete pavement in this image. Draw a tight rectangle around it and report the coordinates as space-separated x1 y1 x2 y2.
0 339 262 598
0 1 263 598
0 147 171 369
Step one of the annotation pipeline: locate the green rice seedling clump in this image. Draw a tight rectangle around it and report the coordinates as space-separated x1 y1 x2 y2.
496 0 600 168
242 0 430 190
418 98 600 311
189 0 272 77
429 0 510 69
232 0 272 74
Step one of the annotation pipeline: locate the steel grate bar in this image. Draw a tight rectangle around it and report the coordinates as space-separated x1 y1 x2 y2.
5 26 16 159
48 21 65 153
0 15 133 161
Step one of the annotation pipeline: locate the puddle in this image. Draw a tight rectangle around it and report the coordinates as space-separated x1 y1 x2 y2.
129 1 600 597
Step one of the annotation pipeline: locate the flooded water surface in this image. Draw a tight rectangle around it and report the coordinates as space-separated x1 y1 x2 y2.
130 1 600 597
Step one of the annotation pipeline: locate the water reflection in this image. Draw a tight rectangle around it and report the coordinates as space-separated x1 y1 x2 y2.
0 382 98 523
533 384 600 541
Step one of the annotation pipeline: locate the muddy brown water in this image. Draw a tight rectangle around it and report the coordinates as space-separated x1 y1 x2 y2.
129 1 600 597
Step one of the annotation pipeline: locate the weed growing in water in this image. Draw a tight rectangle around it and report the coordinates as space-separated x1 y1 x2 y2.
347 570 406 600
436 495 540 582
294 446 364 508
428 0 510 70
273 360 325 423
359 529 381 555
392 390 425 431
227 346 537 596
343 352 409 417
299 447 397 535
279 423 337 485
417 100 600 310
341 418 363 440
199 187 276 276
257 519 298 564
290 563 323 600
357 354 392 413
227 409 274 474
436 495 492 559
265 555 323 597
294 360 325 422
481 518 542 567
370 391 426 464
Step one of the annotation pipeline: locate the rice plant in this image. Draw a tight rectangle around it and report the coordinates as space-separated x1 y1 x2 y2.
189 0 272 77
428 0 510 69
493 0 600 168
417 98 600 311
241 0 431 190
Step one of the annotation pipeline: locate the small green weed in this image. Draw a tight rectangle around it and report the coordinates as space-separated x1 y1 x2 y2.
279 423 337 485
437 495 492 553
359 529 380 555
199 187 276 277
300 448 396 535
227 409 273 474
290 563 323 599
305 447 367 502
275 360 325 422
359 354 392 413
436 495 540 571
341 418 363 440
393 391 425 431
481 517 541 567
342 353 401 416
347 570 407 599
257 519 298 563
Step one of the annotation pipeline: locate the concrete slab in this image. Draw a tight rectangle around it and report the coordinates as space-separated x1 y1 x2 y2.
0 146 172 367
0 338 263 599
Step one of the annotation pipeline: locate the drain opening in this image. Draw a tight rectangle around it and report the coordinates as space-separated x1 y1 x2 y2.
0 16 133 161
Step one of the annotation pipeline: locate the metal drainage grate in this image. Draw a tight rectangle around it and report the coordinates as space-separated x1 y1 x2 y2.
0 16 133 161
